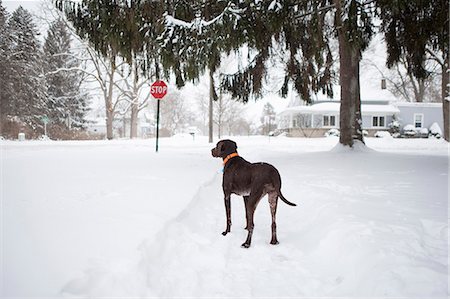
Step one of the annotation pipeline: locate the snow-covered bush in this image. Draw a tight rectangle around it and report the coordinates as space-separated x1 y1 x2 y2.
388 119 401 135
403 124 417 137
362 130 368 136
419 128 429 138
39 135 51 141
374 131 392 138
429 122 442 139
324 128 340 137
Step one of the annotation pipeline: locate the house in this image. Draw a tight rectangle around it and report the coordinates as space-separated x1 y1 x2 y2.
87 113 154 138
394 102 443 132
277 100 443 137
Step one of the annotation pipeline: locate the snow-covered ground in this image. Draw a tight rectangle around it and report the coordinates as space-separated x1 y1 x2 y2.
1 136 448 298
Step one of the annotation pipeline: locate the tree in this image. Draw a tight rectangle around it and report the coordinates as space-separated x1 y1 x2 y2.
377 0 449 141
365 54 442 103
260 103 276 135
158 0 237 143
157 88 194 136
58 0 377 147
214 91 247 138
333 0 375 146
114 57 152 139
56 0 162 139
0 0 10 135
3 6 47 137
43 18 90 131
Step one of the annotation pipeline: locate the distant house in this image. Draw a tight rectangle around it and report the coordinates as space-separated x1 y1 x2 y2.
87 113 154 138
394 102 443 132
277 100 443 137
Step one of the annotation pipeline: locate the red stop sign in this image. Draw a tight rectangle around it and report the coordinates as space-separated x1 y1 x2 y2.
150 80 168 99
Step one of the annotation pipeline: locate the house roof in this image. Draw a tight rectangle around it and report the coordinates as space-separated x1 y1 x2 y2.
279 102 400 116
394 102 442 108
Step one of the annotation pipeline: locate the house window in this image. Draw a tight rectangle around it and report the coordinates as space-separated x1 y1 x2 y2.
323 115 336 127
414 114 424 128
294 114 312 128
372 116 385 127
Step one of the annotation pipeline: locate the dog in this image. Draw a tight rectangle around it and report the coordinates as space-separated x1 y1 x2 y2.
211 139 296 248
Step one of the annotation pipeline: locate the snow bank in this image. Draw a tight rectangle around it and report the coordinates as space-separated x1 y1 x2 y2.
330 140 376 153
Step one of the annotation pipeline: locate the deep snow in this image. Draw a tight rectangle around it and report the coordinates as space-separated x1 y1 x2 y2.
1 136 448 298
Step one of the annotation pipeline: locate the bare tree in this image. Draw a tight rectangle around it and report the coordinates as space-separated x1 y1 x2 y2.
365 55 441 103
214 91 247 138
38 2 158 140
151 88 195 136
115 58 152 138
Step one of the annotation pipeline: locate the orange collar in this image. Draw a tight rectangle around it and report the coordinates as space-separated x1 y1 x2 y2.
223 152 239 165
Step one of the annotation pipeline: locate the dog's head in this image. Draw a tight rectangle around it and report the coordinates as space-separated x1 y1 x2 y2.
211 139 237 159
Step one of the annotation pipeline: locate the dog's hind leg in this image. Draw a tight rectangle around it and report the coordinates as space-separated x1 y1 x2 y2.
241 191 263 248
268 191 279 245
243 196 250 230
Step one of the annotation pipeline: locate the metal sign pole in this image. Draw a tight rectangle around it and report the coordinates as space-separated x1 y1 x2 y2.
150 79 167 153
156 99 160 152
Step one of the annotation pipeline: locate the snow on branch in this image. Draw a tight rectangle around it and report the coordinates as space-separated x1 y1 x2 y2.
164 2 244 32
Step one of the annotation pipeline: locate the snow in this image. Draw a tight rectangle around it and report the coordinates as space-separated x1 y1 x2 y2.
430 122 443 135
404 124 416 131
1 136 448 298
395 102 443 108
374 131 393 138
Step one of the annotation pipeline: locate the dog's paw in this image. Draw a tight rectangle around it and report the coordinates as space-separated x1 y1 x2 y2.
270 240 280 245
222 231 228 236
241 243 250 248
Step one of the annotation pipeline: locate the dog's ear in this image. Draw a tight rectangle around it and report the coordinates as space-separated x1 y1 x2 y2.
222 140 237 155
231 140 237 151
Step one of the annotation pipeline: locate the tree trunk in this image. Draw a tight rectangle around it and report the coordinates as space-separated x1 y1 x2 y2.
218 91 222 139
129 59 139 139
106 107 114 140
209 68 214 143
130 102 138 139
442 58 449 141
335 0 364 147
105 58 116 140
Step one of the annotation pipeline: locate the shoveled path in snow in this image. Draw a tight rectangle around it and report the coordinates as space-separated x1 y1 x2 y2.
61 137 448 298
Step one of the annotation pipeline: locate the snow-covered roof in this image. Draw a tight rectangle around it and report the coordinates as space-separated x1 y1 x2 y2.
394 102 442 108
279 102 400 116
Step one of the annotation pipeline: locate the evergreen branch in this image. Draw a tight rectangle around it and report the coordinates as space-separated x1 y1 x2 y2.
293 4 335 20
164 2 243 31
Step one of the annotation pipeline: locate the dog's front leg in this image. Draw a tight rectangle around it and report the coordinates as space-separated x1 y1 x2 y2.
222 194 231 236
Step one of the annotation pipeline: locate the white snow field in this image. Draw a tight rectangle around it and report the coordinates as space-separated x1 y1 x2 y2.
1 136 448 298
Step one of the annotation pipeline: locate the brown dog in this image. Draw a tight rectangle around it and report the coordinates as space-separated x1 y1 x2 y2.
211 139 296 248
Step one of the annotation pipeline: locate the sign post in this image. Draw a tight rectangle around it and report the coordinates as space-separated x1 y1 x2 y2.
41 115 49 137
150 80 168 152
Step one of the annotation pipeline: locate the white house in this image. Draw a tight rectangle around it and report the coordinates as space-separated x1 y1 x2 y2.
277 100 443 137
394 102 443 131
87 113 154 138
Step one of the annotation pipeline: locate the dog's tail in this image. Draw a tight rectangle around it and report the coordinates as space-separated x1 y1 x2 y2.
279 191 297 206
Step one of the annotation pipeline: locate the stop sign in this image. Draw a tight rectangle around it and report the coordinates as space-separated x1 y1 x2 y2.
150 80 168 99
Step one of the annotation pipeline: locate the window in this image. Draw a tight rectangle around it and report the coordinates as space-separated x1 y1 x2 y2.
414 114 424 128
294 114 312 128
323 115 336 127
372 116 385 127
